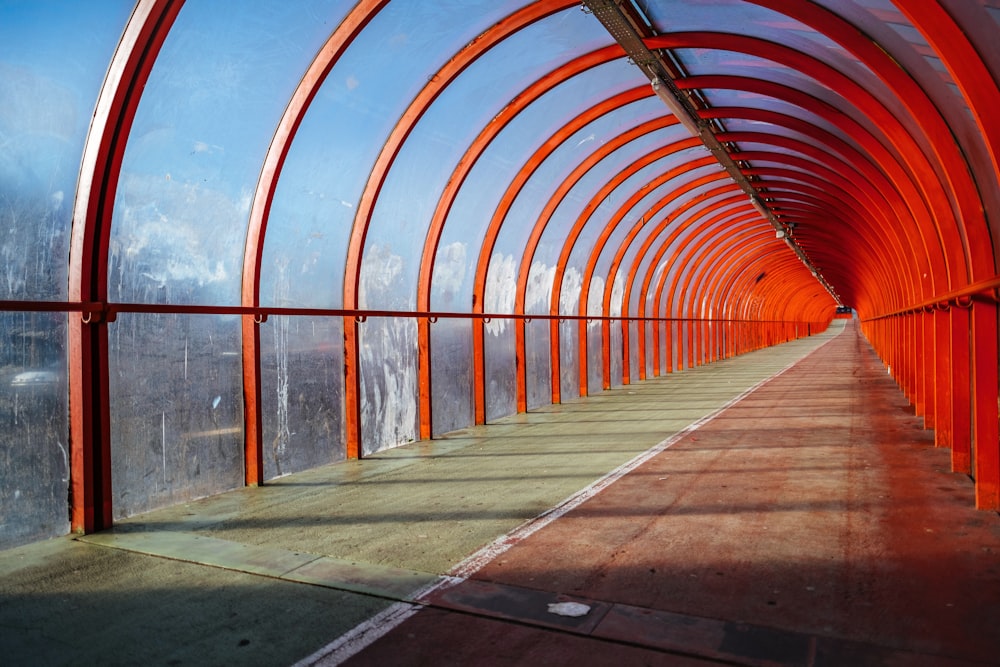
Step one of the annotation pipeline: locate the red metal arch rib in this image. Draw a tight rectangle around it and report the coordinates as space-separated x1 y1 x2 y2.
68 0 185 533
340 1 577 448
683 77 944 302
748 0 993 282
578 178 741 394
583 170 735 392
241 0 387 473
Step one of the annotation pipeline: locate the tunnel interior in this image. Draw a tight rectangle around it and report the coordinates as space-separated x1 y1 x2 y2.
1 0 998 551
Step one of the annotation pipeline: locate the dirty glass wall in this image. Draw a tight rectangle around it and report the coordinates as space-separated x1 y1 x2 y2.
0 2 132 549
106 1 334 515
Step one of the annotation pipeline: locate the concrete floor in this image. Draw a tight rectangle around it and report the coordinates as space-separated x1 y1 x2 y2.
2 320 999 666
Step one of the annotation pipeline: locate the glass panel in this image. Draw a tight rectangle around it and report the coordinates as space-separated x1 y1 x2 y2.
609 268 624 387
0 0 132 548
359 316 418 456
525 319 550 410
484 249 517 421
110 314 243 519
260 316 344 479
0 312 68 549
693 83 863 158
430 318 472 436
487 75 666 256
435 97 665 313
266 1 527 309
558 268 584 401
111 0 341 306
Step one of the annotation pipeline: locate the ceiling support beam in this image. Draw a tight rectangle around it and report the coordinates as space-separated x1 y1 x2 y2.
582 0 841 305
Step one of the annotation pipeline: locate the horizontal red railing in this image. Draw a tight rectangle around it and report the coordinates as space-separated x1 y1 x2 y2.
0 299 820 326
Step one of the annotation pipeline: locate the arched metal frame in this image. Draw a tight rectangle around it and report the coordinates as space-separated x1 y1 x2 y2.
53 0 1000 541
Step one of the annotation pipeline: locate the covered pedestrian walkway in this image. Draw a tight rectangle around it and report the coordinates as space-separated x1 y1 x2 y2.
2 320 998 665
3 1 1000 664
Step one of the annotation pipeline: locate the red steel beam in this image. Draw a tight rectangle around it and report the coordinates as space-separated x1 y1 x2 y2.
67 0 184 533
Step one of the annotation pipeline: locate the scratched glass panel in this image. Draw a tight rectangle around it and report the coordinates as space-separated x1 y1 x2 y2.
110 0 337 307
0 312 69 549
105 0 338 516
260 316 344 479
430 318 473 436
359 316 419 456
524 318 550 410
110 314 243 519
483 215 518 421
0 1 132 548
559 316 580 402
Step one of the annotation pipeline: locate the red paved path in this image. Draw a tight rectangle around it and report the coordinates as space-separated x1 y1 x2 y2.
340 323 1000 666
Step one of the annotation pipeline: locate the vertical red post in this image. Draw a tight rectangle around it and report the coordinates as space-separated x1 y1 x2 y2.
601 319 611 390
971 300 999 509
69 314 113 533
343 316 362 459
516 317 528 411
473 318 487 424
578 319 589 397
933 308 951 447
549 318 562 404
418 316 433 439
950 305 972 473
242 316 264 485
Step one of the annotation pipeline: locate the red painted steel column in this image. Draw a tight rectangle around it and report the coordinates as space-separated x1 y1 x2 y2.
971 300 999 510
343 316 362 459
242 0 387 466
920 309 933 427
950 304 972 473
418 317 432 438
933 308 951 445
242 317 264 484
67 0 183 533
516 317 528 412
473 319 487 424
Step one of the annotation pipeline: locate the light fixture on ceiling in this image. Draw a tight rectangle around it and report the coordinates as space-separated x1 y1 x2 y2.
650 77 702 138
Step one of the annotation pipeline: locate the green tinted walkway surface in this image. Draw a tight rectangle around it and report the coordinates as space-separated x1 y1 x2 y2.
3 321 997 666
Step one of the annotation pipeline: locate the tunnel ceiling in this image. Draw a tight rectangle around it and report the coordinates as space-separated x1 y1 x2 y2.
40 0 994 329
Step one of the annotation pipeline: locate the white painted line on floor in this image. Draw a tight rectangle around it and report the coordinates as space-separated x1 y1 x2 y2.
301 326 844 665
